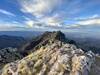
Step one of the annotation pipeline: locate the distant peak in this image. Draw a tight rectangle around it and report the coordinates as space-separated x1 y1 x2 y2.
41 31 66 42
22 31 76 53
22 31 66 52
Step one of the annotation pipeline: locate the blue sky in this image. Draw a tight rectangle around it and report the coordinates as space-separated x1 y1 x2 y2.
0 0 100 32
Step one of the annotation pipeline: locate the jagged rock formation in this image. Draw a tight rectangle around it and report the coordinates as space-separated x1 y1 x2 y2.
0 31 100 75
0 47 22 70
21 31 76 54
1 41 95 75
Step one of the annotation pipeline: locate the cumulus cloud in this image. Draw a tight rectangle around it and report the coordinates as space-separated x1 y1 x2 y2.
64 14 100 29
20 0 62 18
23 12 66 29
75 14 100 20
0 9 16 17
0 21 27 31
19 0 65 29
18 0 82 29
75 14 100 26
25 20 34 28
39 13 64 27
65 18 100 29
24 14 100 30
24 19 45 29
18 0 100 30
78 18 100 25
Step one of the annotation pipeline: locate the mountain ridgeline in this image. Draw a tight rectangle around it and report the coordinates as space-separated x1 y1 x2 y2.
21 31 76 54
0 31 100 75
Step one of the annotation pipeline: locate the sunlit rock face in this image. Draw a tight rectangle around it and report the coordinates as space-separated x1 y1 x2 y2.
1 41 95 75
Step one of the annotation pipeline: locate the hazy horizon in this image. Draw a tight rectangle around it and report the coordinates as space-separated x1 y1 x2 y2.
0 31 100 39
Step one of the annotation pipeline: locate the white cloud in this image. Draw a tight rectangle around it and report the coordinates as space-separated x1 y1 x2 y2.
75 14 100 20
0 9 16 17
89 14 99 19
25 20 34 28
24 12 65 29
19 0 100 30
39 13 64 27
24 19 45 29
78 18 100 25
64 18 100 29
0 21 27 31
20 0 61 18
19 0 64 29
19 0 85 29
66 24 80 28
66 15 100 28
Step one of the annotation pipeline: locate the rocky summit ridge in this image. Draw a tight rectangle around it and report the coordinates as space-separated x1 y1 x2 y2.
0 31 100 75
22 31 76 54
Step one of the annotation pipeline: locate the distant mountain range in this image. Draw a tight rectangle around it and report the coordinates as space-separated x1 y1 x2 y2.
0 31 100 54
0 31 43 39
0 35 27 49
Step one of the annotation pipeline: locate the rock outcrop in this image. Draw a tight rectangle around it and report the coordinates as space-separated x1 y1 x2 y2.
1 41 95 75
0 47 22 70
21 31 76 54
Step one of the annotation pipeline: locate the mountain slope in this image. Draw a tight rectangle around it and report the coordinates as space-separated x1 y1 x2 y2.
1 41 95 75
1 31 99 75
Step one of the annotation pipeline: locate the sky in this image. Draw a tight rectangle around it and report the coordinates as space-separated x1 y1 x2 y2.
0 0 100 32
